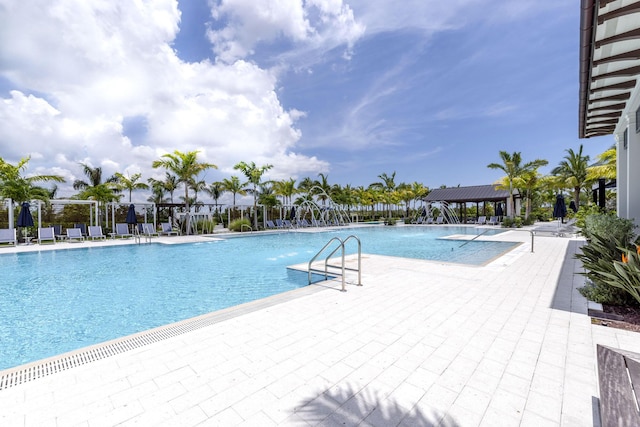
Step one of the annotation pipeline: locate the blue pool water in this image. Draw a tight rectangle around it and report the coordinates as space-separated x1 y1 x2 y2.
0 226 514 370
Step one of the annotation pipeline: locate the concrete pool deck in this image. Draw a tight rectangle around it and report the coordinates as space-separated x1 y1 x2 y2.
0 227 639 426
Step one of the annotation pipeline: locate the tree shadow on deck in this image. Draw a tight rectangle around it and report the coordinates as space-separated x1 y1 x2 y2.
296 384 461 427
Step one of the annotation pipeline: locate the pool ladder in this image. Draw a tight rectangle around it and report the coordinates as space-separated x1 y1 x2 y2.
308 235 362 292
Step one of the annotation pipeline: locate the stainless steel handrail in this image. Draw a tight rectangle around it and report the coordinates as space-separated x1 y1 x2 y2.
325 235 362 287
308 235 362 292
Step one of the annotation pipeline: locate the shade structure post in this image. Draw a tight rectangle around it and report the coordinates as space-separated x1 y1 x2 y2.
5 198 14 230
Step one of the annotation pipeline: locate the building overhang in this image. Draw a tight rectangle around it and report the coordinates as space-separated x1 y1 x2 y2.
579 0 640 138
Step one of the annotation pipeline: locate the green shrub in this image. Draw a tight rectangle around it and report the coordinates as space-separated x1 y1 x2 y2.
384 218 397 226
576 232 640 307
522 216 536 226
574 205 602 231
600 248 640 306
229 218 251 232
501 217 522 228
583 213 636 241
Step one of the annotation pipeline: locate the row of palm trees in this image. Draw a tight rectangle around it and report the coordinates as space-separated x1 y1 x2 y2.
0 143 617 232
487 144 615 220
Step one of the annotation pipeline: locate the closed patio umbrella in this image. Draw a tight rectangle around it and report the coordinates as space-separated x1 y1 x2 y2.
553 194 567 224
125 204 137 232
17 202 34 244
569 200 577 213
289 206 296 220
17 202 34 228
496 204 503 217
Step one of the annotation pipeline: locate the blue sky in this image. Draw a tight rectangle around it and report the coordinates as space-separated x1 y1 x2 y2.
0 0 613 202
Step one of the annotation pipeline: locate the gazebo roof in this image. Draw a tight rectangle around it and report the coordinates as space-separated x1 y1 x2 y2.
424 185 512 203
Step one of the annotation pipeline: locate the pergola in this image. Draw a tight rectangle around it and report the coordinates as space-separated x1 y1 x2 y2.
579 0 640 227
424 184 517 222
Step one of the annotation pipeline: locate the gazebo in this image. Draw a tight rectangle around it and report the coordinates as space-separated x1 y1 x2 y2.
423 184 518 223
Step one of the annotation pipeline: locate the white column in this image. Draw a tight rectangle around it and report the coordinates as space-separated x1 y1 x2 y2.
616 133 627 217
625 114 640 228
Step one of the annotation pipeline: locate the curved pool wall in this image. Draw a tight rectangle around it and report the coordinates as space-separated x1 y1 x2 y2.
0 226 515 370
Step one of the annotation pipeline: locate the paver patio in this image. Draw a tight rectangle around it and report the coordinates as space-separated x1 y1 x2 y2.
0 229 638 426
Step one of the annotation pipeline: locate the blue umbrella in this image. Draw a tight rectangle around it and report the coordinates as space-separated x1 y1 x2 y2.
569 200 577 213
17 202 34 227
553 194 567 220
289 206 296 220
125 204 137 225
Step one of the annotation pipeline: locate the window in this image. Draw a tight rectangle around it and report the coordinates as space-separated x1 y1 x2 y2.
624 128 628 149
637 105 640 133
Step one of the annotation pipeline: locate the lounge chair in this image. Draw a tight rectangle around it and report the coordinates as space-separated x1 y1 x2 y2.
112 223 133 239
488 216 499 225
477 216 487 225
74 223 88 236
37 227 56 244
425 217 434 224
88 225 107 240
283 219 293 228
299 219 310 227
141 223 159 237
159 222 179 236
265 220 276 229
0 228 17 246
52 224 66 240
435 216 444 224
66 228 85 242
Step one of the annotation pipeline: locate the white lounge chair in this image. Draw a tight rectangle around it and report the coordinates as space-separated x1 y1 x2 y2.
37 227 56 244
435 216 444 224
113 223 133 239
477 216 487 225
0 228 17 246
88 225 107 240
159 222 179 236
488 216 499 225
66 228 85 242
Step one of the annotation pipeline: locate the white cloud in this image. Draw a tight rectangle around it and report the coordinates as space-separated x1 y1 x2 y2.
207 0 365 64
0 0 329 201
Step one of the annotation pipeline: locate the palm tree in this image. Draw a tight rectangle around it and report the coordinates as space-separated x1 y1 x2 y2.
147 184 167 204
312 173 332 205
273 178 297 206
221 176 246 208
411 182 429 211
73 163 118 190
487 151 548 217
370 171 397 218
0 156 65 203
114 172 149 203
587 144 616 181
152 150 217 234
234 161 273 229
73 162 121 212
512 170 544 220
205 181 225 207
551 144 590 210
189 179 207 211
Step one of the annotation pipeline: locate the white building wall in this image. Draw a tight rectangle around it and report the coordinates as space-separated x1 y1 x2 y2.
614 87 640 230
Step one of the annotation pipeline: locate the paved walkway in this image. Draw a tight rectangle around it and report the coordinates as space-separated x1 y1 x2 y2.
1 229 638 426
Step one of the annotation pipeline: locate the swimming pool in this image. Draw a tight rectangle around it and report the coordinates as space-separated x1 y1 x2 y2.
0 226 514 371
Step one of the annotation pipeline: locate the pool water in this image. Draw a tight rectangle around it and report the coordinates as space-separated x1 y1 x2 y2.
0 226 514 370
